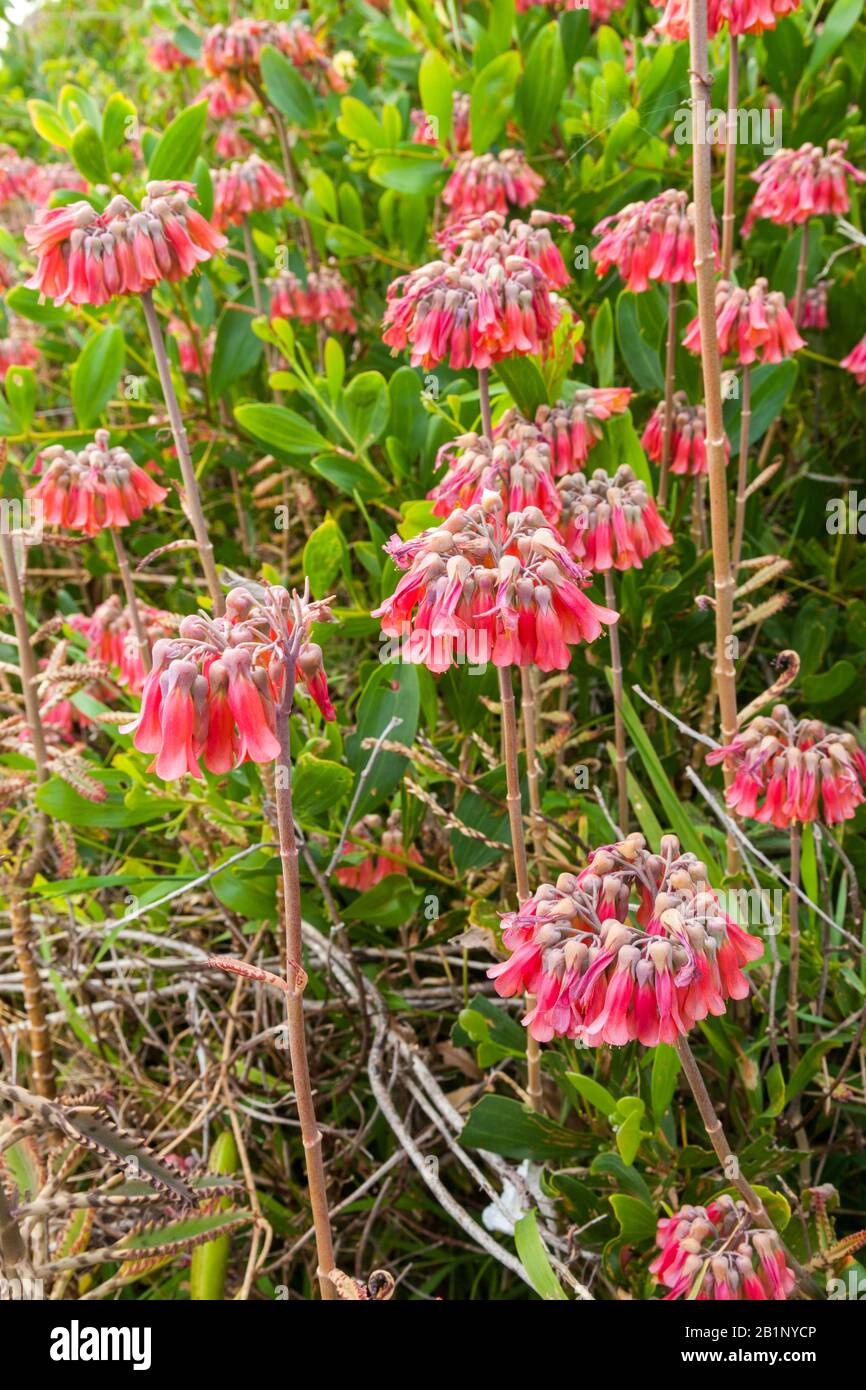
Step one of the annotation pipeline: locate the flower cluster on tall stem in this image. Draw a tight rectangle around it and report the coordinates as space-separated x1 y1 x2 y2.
70 594 174 695
212 155 288 229
642 392 730 478
268 266 357 335
499 388 633 477
652 1195 795 1300
429 430 561 524
442 149 544 227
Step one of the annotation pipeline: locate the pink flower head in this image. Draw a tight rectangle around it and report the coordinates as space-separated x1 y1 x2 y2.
70 594 175 695
411 93 471 152
557 464 673 570
441 209 573 290
214 122 253 161
683 278 805 366
212 154 288 228
791 282 829 332
203 17 345 95
505 388 633 477
442 149 544 229
168 316 215 375
707 704 866 828
199 79 254 120
0 335 40 382
743 140 865 235
0 153 87 209
651 1196 795 1301
24 184 226 307
515 0 625 18
592 189 711 292
840 333 866 385
430 429 561 524
372 501 618 674
27 430 168 536
147 36 194 72
642 391 731 477
488 833 763 1044
126 583 336 781
268 266 357 334
336 811 423 890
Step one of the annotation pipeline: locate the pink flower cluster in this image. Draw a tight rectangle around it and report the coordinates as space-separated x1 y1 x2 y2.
446 209 573 289
0 334 39 382
24 182 226 307
655 0 799 40
200 79 253 120
203 18 346 95
70 595 175 695
336 812 422 890
707 705 866 828
147 36 194 71
268 266 357 334
168 316 215 375
652 1196 795 1301
557 465 673 570
515 0 625 20
212 155 288 228
592 189 708 292
488 834 763 1045
0 149 86 209
443 150 544 228
215 123 253 160
374 502 617 673
792 282 829 332
28 431 168 535
129 584 335 781
430 430 561 524
411 93 471 152
743 140 865 235
641 392 730 477
683 278 804 366
502 388 632 477
841 334 866 385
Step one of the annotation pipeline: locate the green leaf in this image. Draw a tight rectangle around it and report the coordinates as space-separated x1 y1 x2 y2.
805 0 864 77
516 22 566 153
615 290 664 392
368 152 442 195
615 1105 645 1165
725 361 798 455
460 1095 578 1161
4 286 69 326
189 1131 238 1302
609 1193 657 1243
27 98 72 150
260 44 316 127
801 660 857 704
514 1211 568 1300
324 338 345 401
651 1043 681 1124
345 663 420 816
340 370 391 448
234 403 329 455
337 97 387 150
292 753 353 820
70 122 109 184
35 771 182 828
148 101 208 182
565 1070 617 1117
71 325 125 427
4 365 37 432
303 515 346 599
210 308 263 396
418 50 454 147
470 51 522 153
786 1040 842 1104
761 1062 787 1119
495 356 548 416
342 873 422 928
102 93 136 154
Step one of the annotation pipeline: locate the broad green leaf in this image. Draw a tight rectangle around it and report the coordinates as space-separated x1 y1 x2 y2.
460 1095 579 1161
342 873 422 927
260 44 316 127
516 22 566 153
651 1043 681 1124
27 98 72 150
368 153 442 195
234 402 329 455
71 325 125 427
292 753 353 820
470 51 522 153
4 365 37 432
724 361 798 455
340 370 390 448
148 101 208 181
70 122 109 184
495 356 548 416
592 301 616 391
102 93 136 153
805 0 864 77
418 50 454 147
345 663 420 816
616 291 664 392
566 1070 617 1117
5 285 69 326
303 515 346 599
609 1193 657 1243
324 337 345 401
514 1211 567 1300
211 308 263 396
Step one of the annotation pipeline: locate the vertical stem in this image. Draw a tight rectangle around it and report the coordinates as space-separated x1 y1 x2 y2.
478 367 493 441
675 1035 766 1218
689 0 740 874
792 224 809 327
658 282 677 508
604 569 627 834
140 291 224 615
274 703 336 1300
520 666 546 869
110 528 151 675
787 822 802 1065
0 533 48 781
721 34 739 279
731 362 751 574
242 218 266 317
498 665 541 1110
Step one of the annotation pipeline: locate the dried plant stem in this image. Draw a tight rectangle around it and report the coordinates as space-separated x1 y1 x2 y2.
498 665 541 1110
274 703 336 1299
731 362 751 573
604 570 628 834
0 531 54 1098
658 282 677 507
520 667 547 869
721 34 739 278
787 822 802 1066
689 0 740 873
110 528 151 675
793 224 809 327
140 291 224 615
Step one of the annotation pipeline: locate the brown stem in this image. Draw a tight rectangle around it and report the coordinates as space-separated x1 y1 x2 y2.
520 666 546 870
274 703 336 1299
110 528 151 675
604 570 628 834
689 2 739 874
242 218 266 317
478 367 493 441
792 224 809 327
658 282 677 508
787 822 802 1066
721 34 739 279
731 362 751 574
140 291 224 615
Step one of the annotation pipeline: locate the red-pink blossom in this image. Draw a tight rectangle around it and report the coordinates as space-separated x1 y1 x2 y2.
268 266 357 334
652 1196 795 1301
28 431 168 536
199 79 254 120
70 595 175 695
655 0 798 39
212 155 288 228
743 140 865 235
558 465 673 570
791 282 829 332
411 93 471 152
592 189 710 292
0 335 39 382
168 316 215 375
840 334 866 385
504 388 632 477
442 209 573 289
147 36 194 71
430 430 561 524
642 392 730 477
443 150 544 228
203 18 346 95
336 812 423 890
683 278 804 366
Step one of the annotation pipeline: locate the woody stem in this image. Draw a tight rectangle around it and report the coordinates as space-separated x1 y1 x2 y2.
520 666 546 871
721 34 739 279
242 218 266 317
658 282 677 508
689 0 740 875
604 570 628 834
140 291 224 615
787 822 802 1067
731 362 751 574
793 224 809 327
274 699 336 1299
110 528 151 675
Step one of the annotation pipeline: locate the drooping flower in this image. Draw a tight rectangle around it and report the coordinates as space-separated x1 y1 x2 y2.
652 1195 795 1301
743 140 865 235
373 501 618 674
147 36 195 71
202 18 346 95
126 583 336 780
0 335 40 382
27 431 168 536
268 266 357 334
791 282 829 332
683 278 805 366
592 189 711 292
641 392 731 477
500 388 633 477
212 155 288 228
441 209 573 289
488 833 763 1044
168 316 215 375
706 704 866 828
557 465 673 569
214 122 253 161
411 93 471 152
515 0 626 20
199 78 254 120
840 334 866 385
24 183 226 307
336 811 423 890
443 150 544 228
655 0 799 40
430 430 561 523
70 595 175 695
